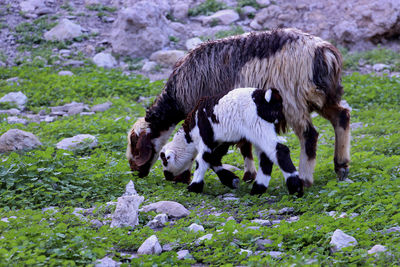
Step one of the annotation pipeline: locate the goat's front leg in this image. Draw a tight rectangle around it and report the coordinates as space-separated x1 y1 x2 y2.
187 150 209 193
237 140 257 182
250 147 273 195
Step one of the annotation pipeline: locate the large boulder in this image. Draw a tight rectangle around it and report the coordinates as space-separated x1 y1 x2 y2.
0 129 42 153
44 19 83 41
110 1 175 57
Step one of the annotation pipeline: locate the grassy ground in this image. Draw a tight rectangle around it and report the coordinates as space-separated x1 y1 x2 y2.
0 55 400 265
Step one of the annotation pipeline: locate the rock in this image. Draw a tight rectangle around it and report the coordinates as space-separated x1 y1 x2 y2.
330 229 358 253
90 219 103 228
268 251 283 259
56 134 98 151
185 37 203 51
197 234 213 242
91 102 112 112
224 197 239 201
162 243 175 252
95 256 121 267
43 115 55 123
146 213 169 228
63 60 85 67
137 235 162 255
124 180 137 196
350 122 363 130
340 100 352 112
141 61 158 72
150 50 185 67
177 250 191 260
110 195 144 228
271 220 281 225
7 116 27 125
20 0 45 13
50 102 88 116
141 201 190 218
44 19 83 41
202 9 240 26
110 2 175 57
172 3 189 20
0 92 28 109
80 112 95 116
278 207 294 214
247 226 260 230
36 7 53 16
255 238 273 250
58 70 74 76
384 226 400 233
373 63 390 72
251 219 272 226
287 216 299 223
154 214 168 224
188 223 205 232
241 6 257 16
93 53 117 68
368 245 387 255
0 129 42 153
256 0 271 6
240 249 253 257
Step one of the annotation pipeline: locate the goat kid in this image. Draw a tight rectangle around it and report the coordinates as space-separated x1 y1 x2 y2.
160 87 303 196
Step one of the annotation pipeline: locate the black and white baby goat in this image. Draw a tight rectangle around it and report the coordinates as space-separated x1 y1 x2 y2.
160 87 304 196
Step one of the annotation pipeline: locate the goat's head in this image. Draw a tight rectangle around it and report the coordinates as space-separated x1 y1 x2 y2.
126 117 155 177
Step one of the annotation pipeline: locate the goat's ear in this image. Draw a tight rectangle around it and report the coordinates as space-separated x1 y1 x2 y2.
270 88 282 103
129 132 138 152
133 132 153 166
265 89 272 102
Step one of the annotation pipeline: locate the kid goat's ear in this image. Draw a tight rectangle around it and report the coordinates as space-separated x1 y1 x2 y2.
265 89 272 102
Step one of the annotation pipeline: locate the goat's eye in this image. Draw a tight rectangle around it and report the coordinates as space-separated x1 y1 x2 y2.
167 156 170 160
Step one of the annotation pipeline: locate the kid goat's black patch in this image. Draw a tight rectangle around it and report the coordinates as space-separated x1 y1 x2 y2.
259 152 273 175
276 143 297 173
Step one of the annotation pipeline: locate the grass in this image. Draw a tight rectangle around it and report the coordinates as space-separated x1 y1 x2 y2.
341 47 400 71
0 51 399 265
188 0 227 16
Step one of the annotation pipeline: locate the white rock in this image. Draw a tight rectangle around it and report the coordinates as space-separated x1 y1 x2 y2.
0 91 28 109
91 102 112 112
20 0 45 12
188 223 205 232
43 115 56 122
256 0 271 6
367 244 387 255
177 250 191 260
56 134 98 151
141 201 190 218
172 3 189 20
373 63 390 72
241 6 257 16
251 219 272 226
50 101 88 115
154 213 168 224
124 180 137 196
240 249 253 257
202 9 240 25
141 61 158 72
255 238 273 249
150 50 185 66
58 70 74 76
0 109 20 116
197 234 213 242
44 19 83 41
330 229 358 253
110 195 144 228
7 116 27 125
93 53 117 68
0 129 42 153
185 37 203 51
137 235 162 255
384 226 400 233
80 112 95 116
95 256 121 267
278 207 294 214
268 251 283 258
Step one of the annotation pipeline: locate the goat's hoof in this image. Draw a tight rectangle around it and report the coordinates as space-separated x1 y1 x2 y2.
188 181 204 193
232 178 239 189
174 170 191 184
286 175 304 197
303 179 313 188
337 168 349 181
250 183 267 195
243 171 256 183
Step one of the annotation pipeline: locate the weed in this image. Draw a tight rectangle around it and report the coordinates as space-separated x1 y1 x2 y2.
214 26 245 39
188 0 227 16
169 36 180 43
237 0 261 9
86 4 117 12
341 47 400 71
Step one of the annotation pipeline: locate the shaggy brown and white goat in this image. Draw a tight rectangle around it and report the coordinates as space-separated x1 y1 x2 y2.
160 87 303 196
127 28 351 186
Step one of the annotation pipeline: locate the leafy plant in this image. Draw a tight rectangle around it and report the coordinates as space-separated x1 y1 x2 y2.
188 0 227 16
215 26 245 39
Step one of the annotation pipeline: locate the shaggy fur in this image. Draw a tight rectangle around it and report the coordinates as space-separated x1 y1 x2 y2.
160 88 303 196
127 28 351 184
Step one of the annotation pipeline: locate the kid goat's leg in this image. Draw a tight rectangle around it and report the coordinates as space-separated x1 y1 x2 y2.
318 103 351 180
237 140 257 182
250 147 273 195
187 148 209 193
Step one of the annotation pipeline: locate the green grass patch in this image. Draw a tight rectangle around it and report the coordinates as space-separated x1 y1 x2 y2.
342 47 400 71
188 0 227 16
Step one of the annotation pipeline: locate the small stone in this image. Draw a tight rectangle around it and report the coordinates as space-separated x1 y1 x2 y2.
188 223 205 232
330 229 358 253
247 226 260 230
197 234 213 242
384 226 400 233
278 207 294 214
80 112 95 116
56 134 98 151
154 214 168 224
241 6 257 16
91 102 112 112
150 50 186 67
251 219 272 226
256 0 271 6
58 70 74 76
141 61 158 72
42 206 58 213
110 195 144 228
256 238 273 249
0 91 28 109
44 19 83 41
268 251 283 259
95 256 121 267
141 201 190 218
287 216 299 223
7 116 27 125
0 109 21 115
0 129 42 153
224 197 239 201
177 249 191 260
373 63 390 72
90 219 103 228
44 116 56 122
271 220 281 225
340 100 352 112
367 245 387 255
93 53 117 69
137 235 162 255
202 9 240 26
240 249 253 257
162 243 174 252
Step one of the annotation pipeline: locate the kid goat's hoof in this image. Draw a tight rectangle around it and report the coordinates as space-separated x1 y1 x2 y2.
188 181 204 193
250 182 268 195
286 175 304 197
243 171 256 183
337 167 349 181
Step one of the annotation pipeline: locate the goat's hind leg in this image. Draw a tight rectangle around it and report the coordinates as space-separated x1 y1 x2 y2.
237 140 257 182
319 104 351 180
